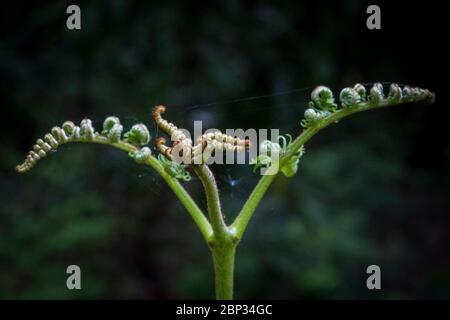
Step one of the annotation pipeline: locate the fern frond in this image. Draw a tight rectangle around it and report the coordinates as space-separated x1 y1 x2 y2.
152 106 251 164
301 83 434 129
16 117 151 173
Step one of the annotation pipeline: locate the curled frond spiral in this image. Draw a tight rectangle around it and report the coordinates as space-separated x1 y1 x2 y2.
62 121 76 137
368 82 384 103
152 105 194 159
124 123 151 146
155 137 173 159
281 145 305 177
80 118 95 140
158 154 192 181
129 147 152 164
353 83 366 101
388 83 402 102
102 116 120 133
252 134 305 177
310 86 337 111
102 116 123 142
152 105 180 137
301 108 330 128
339 87 362 108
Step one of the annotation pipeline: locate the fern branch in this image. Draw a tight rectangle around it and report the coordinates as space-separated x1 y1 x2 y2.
231 83 435 240
16 117 213 242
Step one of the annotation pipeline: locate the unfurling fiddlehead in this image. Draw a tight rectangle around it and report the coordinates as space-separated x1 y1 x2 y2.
301 108 330 127
309 86 337 111
16 116 152 173
152 105 251 164
339 87 362 108
301 83 434 130
252 134 305 177
301 85 338 128
80 119 95 140
124 124 151 146
157 154 192 181
153 137 191 181
368 82 384 103
388 83 402 102
281 83 433 177
353 83 366 100
16 118 95 172
129 147 152 164
102 116 123 142
155 137 173 159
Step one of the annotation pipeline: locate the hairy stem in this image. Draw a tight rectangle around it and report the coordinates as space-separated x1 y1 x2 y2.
211 242 236 300
230 174 277 240
193 164 229 240
192 164 238 299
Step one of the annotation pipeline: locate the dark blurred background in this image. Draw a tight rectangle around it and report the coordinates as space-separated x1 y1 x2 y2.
1 1 449 299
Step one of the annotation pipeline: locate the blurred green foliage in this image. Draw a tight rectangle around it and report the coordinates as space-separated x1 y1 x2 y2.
1 1 449 298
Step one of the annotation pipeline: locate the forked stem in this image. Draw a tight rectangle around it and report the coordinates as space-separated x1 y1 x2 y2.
192 164 238 299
